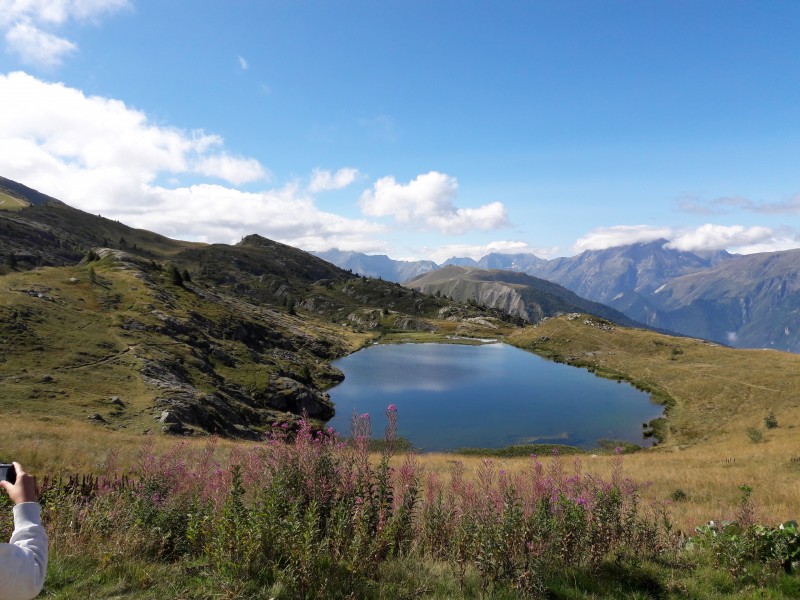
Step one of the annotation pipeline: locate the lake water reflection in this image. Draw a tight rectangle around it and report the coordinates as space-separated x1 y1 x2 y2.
327 343 663 451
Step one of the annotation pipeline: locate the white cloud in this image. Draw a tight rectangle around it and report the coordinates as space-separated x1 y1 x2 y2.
237 55 249 70
308 167 359 193
194 154 269 185
0 71 386 252
666 224 783 253
5 21 76 66
359 171 508 234
422 240 556 264
1 0 130 66
573 225 673 252
128 184 385 251
0 0 131 26
572 222 797 255
731 237 800 254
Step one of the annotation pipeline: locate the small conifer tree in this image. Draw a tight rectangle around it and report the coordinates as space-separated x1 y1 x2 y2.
169 265 184 287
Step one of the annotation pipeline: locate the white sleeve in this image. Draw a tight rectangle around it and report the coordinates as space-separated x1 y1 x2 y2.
0 502 48 600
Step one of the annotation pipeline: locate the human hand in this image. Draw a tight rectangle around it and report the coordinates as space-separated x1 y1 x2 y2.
0 462 38 504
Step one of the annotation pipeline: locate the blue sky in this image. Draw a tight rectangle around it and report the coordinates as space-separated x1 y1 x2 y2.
1 1 799 262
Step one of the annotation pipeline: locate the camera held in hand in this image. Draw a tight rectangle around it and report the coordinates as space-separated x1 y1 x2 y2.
0 464 16 485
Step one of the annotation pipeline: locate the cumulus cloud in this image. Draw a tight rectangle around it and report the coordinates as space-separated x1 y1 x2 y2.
308 167 359 193
0 0 130 26
572 222 797 255
573 225 673 252
0 71 386 252
5 21 76 66
359 171 508 234
128 183 385 251
666 224 782 253
194 154 270 185
1 0 130 66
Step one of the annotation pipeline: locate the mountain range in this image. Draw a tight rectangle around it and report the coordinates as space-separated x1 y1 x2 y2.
318 240 800 352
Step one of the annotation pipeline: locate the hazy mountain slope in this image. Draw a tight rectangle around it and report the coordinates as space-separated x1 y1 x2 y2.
405 265 643 327
644 249 800 351
528 239 732 306
314 250 547 284
313 249 437 282
476 252 546 271
442 256 479 267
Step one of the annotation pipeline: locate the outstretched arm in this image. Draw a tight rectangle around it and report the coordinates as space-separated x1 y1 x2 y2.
0 462 48 600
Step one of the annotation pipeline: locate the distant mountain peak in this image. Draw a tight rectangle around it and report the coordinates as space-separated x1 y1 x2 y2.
237 234 272 246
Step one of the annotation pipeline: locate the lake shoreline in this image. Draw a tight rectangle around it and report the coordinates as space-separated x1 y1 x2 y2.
326 337 664 452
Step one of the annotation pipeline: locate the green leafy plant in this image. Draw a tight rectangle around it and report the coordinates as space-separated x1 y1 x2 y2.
747 427 764 443
670 488 688 502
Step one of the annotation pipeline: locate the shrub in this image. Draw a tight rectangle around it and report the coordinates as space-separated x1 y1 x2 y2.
765 411 779 429
747 427 765 443
670 488 688 502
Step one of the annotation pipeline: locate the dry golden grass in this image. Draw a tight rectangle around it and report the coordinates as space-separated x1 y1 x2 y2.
0 191 28 211
0 413 247 474
4 410 798 533
410 431 800 532
509 316 800 447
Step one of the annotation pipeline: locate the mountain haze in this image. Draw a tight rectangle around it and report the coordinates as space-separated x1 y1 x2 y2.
313 249 438 282
322 241 800 352
643 249 800 351
528 239 733 306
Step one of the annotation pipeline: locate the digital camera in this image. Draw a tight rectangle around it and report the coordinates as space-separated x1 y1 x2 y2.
0 463 16 485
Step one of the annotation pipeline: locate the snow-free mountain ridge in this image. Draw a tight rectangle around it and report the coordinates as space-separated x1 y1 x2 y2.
318 242 800 352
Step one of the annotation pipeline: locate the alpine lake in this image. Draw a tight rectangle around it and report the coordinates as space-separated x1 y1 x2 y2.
327 342 664 452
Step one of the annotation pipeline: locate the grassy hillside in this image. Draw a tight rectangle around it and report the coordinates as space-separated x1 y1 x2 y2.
0 225 510 443
509 314 800 446
0 190 28 210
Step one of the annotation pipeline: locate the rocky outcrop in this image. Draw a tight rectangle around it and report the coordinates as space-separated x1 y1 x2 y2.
407 266 641 327
270 377 334 419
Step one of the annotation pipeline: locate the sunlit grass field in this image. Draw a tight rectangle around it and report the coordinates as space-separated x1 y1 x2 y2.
0 190 28 210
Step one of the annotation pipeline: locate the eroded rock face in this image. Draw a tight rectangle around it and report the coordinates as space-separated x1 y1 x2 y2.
393 316 436 331
271 377 334 419
142 351 335 438
154 392 262 440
